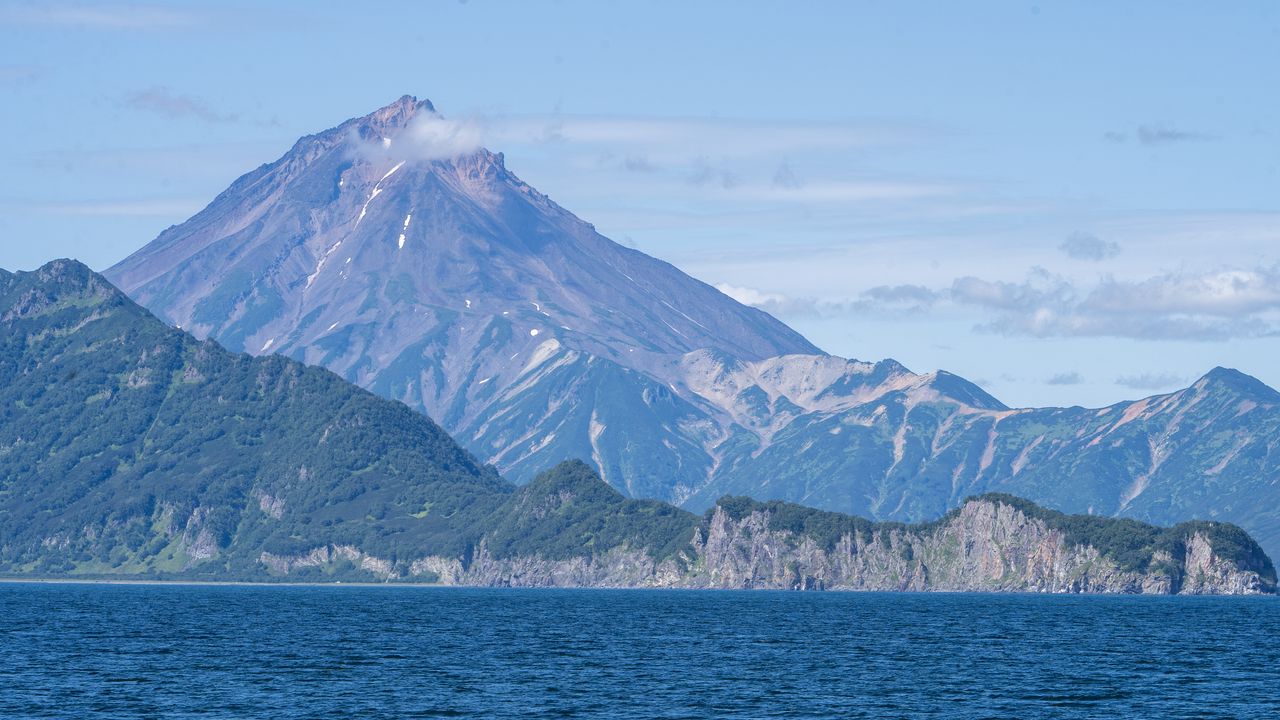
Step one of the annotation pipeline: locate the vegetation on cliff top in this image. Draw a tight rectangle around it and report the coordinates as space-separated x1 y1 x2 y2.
712 493 1276 587
483 460 698 562
713 496 882 551
967 494 1276 582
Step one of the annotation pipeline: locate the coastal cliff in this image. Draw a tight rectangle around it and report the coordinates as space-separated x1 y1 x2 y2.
261 494 1276 595
688 499 1273 594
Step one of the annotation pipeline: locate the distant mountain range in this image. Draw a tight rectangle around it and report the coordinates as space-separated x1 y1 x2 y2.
104 97 1280 563
0 260 1272 592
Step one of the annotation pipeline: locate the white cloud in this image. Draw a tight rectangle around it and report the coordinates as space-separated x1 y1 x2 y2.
16 141 285 183
950 269 1075 312
400 113 485 160
863 284 939 305
1082 268 1280 318
951 266 1280 341
352 111 484 163
622 155 655 173
688 156 738 189
730 263 1280 342
715 283 785 307
713 283 835 318
439 110 955 216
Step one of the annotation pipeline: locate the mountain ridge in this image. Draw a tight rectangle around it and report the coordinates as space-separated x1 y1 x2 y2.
7 259 1271 594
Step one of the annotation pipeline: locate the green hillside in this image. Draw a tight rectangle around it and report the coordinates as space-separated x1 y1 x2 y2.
0 260 510 575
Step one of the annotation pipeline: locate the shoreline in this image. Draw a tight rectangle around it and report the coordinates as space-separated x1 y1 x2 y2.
1 577 1275 598
0 577 454 589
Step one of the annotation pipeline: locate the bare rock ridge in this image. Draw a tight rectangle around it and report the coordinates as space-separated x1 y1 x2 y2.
105 97 1280 563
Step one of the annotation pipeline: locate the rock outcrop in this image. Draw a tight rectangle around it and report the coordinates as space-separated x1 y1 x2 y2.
261 497 1277 595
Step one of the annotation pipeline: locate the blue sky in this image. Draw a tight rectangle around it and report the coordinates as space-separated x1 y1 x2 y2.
1 0 1277 407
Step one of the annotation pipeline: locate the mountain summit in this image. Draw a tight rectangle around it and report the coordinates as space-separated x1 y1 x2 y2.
107 97 835 498
108 98 1280 562
109 96 816 362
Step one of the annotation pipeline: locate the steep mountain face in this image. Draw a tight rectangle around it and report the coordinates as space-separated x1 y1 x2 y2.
105 97 1280 564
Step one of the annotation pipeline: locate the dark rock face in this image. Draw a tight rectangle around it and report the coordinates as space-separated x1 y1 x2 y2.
106 98 1280 564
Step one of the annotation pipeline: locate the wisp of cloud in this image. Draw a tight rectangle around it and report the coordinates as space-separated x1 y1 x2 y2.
350 110 485 165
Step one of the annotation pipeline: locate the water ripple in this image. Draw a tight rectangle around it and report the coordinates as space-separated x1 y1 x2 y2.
0 584 1277 718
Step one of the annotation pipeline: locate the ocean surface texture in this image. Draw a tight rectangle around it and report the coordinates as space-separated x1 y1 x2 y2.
2 584 1278 718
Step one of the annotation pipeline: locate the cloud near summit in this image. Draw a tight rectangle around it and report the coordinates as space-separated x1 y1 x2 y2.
351 111 485 164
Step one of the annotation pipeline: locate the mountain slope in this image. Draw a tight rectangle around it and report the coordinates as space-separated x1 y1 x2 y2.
104 97 1280 563
0 259 511 574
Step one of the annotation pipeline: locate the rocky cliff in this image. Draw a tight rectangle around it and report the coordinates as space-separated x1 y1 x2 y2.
261 496 1277 595
688 499 1272 594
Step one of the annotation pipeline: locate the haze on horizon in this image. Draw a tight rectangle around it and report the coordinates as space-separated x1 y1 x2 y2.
1 0 1277 408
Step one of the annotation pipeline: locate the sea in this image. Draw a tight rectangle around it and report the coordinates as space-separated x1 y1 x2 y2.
1 583 1277 718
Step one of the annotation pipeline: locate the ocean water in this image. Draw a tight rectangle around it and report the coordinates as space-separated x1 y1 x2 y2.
1 584 1277 719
